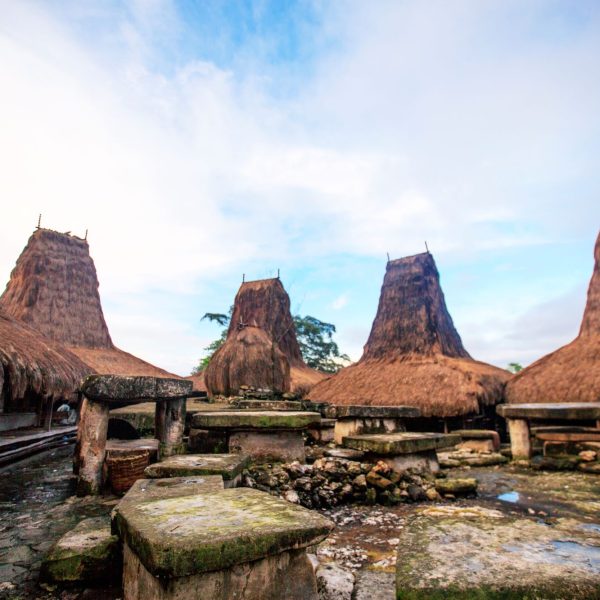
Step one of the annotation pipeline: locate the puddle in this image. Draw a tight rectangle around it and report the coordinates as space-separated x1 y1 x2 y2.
497 491 520 503
581 523 600 533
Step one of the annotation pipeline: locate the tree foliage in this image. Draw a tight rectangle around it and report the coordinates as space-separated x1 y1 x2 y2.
293 315 350 374
507 362 523 374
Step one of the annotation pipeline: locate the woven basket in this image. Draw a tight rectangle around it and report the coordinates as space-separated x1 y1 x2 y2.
106 450 150 494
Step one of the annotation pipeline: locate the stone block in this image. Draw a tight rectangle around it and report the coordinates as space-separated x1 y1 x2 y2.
343 432 460 455
235 400 303 411
144 454 249 487
81 375 192 403
229 430 306 463
40 517 121 585
115 488 334 599
434 478 478 496
191 410 321 430
457 439 495 453
332 406 421 419
188 428 228 453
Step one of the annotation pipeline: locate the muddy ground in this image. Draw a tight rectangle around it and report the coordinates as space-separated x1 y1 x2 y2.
2 453 600 599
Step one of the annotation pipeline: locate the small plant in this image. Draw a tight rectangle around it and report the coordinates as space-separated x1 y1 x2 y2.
507 362 523 374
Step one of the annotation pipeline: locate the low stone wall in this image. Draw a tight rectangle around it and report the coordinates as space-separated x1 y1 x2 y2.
244 457 477 509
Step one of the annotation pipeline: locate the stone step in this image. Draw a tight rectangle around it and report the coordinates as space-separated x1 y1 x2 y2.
343 432 460 455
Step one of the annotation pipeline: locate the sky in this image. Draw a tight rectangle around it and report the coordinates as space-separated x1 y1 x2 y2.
0 0 599 376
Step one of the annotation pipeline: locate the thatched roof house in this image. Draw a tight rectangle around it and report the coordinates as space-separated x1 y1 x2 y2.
506 231 600 404
309 252 510 418
204 277 325 396
0 228 175 378
0 309 90 413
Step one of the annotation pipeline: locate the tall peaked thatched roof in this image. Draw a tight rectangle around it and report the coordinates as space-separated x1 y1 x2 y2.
1 228 176 379
204 277 324 396
0 309 91 409
506 231 600 404
0 229 113 348
309 252 510 418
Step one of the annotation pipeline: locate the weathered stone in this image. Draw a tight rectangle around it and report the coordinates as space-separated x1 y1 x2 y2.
307 419 336 443
109 406 156 436
144 454 249 487
39 517 121 585
316 563 355 600
332 406 420 419
498 402 600 421
531 455 581 471
580 450 598 462
229 430 306 463
192 410 321 430
435 478 478 496
506 418 532 460
114 488 334 578
155 398 186 458
457 439 495 453
578 462 600 474
396 505 600 599
235 400 303 411
366 471 394 490
81 375 192 403
76 398 109 496
115 475 225 513
123 543 318 600
343 432 459 455
324 448 365 460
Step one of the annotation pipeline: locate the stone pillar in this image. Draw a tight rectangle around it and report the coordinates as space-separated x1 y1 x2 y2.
507 418 531 459
155 398 186 458
76 398 109 496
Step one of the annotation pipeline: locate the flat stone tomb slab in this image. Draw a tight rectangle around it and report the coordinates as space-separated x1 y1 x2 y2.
144 454 249 488
333 405 421 419
116 488 334 600
343 432 460 455
497 403 600 421
106 439 159 455
81 374 192 404
235 400 303 411
191 410 321 430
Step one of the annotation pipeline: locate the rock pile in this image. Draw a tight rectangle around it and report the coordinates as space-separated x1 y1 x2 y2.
244 457 477 508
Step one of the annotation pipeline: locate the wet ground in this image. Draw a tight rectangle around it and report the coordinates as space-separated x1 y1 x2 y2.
0 447 119 600
2 454 600 599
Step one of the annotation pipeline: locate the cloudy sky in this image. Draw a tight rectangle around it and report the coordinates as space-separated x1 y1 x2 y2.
1 0 599 375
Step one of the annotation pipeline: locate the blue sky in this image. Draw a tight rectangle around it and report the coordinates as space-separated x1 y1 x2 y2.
0 0 599 375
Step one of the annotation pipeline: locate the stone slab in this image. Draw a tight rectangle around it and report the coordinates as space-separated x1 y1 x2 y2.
324 448 366 460
334 417 407 445
192 411 321 430
115 476 225 514
498 403 600 421
332 405 421 419
0 412 36 432
123 542 317 600
40 517 121 585
106 438 159 455
229 430 306 463
343 432 460 455
452 429 498 440
113 488 334 577
144 454 249 482
395 505 600 599
235 400 303 411
81 375 192 403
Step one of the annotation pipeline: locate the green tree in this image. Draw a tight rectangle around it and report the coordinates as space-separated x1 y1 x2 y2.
507 362 523 374
293 315 350 374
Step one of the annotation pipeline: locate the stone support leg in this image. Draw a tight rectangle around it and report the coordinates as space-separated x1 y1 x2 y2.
76 398 109 496
507 418 531 459
155 398 186 458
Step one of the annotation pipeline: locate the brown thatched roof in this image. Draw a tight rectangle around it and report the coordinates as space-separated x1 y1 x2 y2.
186 373 207 393
0 310 91 407
205 277 325 395
0 229 112 348
506 231 600 404
309 252 510 417
68 347 177 378
204 326 290 396
1 228 176 379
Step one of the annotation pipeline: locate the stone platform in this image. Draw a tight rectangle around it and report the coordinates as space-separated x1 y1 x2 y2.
113 487 334 599
234 399 303 411
190 411 321 463
307 418 336 444
343 432 460 473
452 429 500 452
144 454 249 488
331 405 420 445
497 403 600 459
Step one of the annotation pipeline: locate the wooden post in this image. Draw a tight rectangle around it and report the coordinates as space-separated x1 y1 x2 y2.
507 418 531 459
76 398 109 495
155 398 186 458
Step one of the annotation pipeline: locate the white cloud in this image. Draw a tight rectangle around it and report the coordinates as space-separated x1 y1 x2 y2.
0 1 598 374
331 293 349 310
